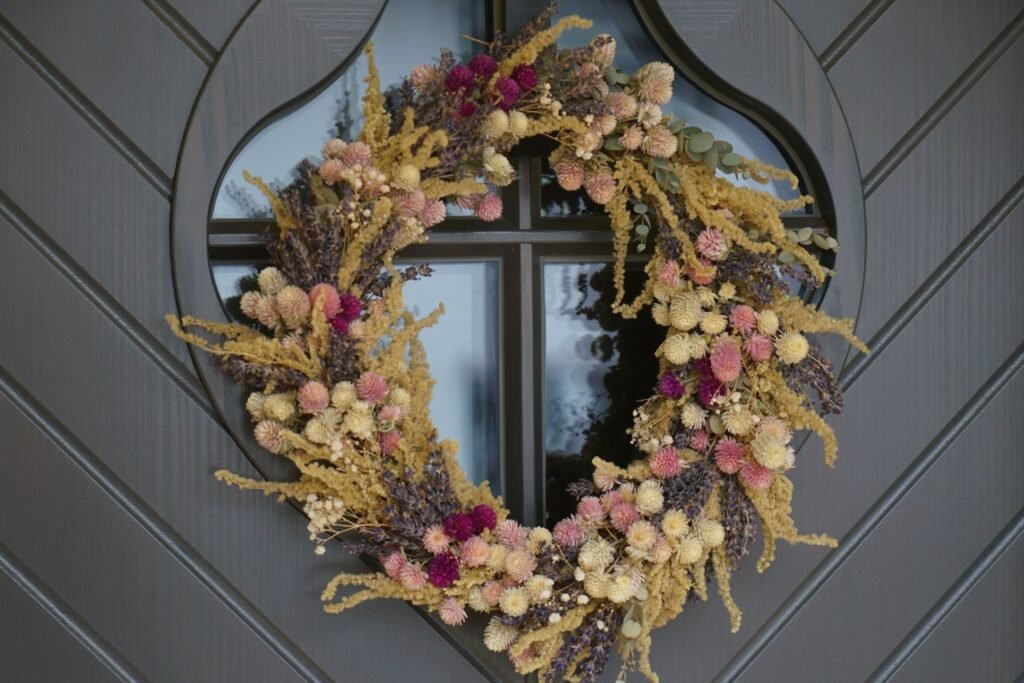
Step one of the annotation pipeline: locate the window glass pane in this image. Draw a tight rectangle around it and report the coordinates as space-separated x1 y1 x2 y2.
541 0 803 218
401 261 502 489
212 0 486 218
542 262 662 525
211 261 502 490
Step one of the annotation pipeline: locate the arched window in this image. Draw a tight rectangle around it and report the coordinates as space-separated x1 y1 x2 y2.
206 0 835 527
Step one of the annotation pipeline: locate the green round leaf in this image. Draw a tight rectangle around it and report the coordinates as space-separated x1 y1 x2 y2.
709 414 725 435
682 126 703 137
689 131 714 154
797 227 813 242
633 202 648 214
826 236 839 249
778 250 796 264
721 152 742 167
635 223 650 236
812 233 830 249
703 146 719 170
621 620 642 639
714 140 733 155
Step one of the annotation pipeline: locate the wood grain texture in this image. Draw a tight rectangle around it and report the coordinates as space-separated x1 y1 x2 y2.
0 42 195 371
888 533 1024 683
775 0 874 54
0 566 124 683
856 36 1024 341
0 394 303 682
164 0 258 50
1 0 206 175
828 0 1024 172
0 216 486 681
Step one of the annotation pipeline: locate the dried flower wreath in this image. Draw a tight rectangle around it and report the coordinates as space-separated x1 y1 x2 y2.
169 5 866 681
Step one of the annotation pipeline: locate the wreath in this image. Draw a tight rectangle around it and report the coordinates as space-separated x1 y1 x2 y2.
169 5 866 681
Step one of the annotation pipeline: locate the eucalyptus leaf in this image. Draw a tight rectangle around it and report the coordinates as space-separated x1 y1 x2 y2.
703 146 719 171
668 118 686 133
714 140 733 155
721 152 742 167
604 136 623 151
778 250 796 264
797 227 813 242
786 230 798 243
633 202 648 214
689 131 714 154
747 228 760 240
709 414 725 435
811 233 830 249
826 236 839 249
682 126 703 137
635 223 650 236
621 620 642 639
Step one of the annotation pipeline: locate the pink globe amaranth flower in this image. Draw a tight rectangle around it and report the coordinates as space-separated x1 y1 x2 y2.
729 305 758 336
714 437 745 474
696 228 729 261
254 420 287 454
495 520 529 548
688 429 711 453
458 101 478 118
576 496 606 523
438 597 468 626
339 293 362 321
329 316 350 335
658 260 680 286
659 372 686 399
605 91 638 120
740 462 773 490
455 194 480 212
476 193 503 222
688 259 717 286
340 141 371 167
409 64 436 91
745 333 774 362
378 404 402 423
459 536 491 567
443 513 476 543
471 504 498 533
297 381 330 413
495 77 521 110
710 338 743 383
610 502 641 533
584 173 616 205
553 159 585 191
482 580 504 606
399 564 428 590
649 447 682 479
697 377 726 407
445 64 475 93
423 524 453 555
395 189 427 218
378 430 400 455
419 199 447 227
426 553 461 588
511 63 538 91
382 551 405 579
319 158 345 184
469 53 498 79
504 549 537 582
600 488 626 511
356 371 389 404
308 283 341 319
552 516 586 548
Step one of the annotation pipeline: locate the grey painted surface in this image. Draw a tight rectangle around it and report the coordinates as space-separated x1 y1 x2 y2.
1 1 1021 682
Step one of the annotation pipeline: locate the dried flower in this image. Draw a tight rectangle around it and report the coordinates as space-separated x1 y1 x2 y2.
730 304 758 336
495 520 528 548
423 525 453 555
471 504 497 532
445 64 474 93
635 481 665 515
649 447 682 479
696 228 730 261
297 381 330 413
257 266 287 295
409 64 436 90
740 461 773 490
680 402 707 430
710 338 743 383
714 438 745 474
605 91 637 119
610 502 640 533
751 432 788 470
776 331 810 364
627 520 658 551
308 283 341 319
399 564 428 590
553 159 585 190
476 193 503 221
553 516 587 548
483 618 518 652
469 53 498 79
319 158 345 184
576 496 606 523
511 63 537 91
442 513 476 543
460 536 491 567
426 553 460 588
495 77 521 110
643 125 678 158
378 430 400 454
635 62 674 105
482 109 509 137
745 332 774 361
254 420 288 453
356 371 389 403
722 408 755 436
659 372 686 399
382 551 405 579
331 381 356 409
439 597 467 626
508 110 529 137
620 124 644 150
677 536 704 564
661 509 689 538
688 429 711 452
322 137 346 158
276 286 311 329
757 309 780 335
504 549 537 583
339 141 371 167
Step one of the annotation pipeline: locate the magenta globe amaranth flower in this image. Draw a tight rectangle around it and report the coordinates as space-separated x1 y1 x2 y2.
659 372 686 399
443 512 476 542
426 553 461 588
445 64 475 93
471 504 498 533
511 63 538 91
468 53 498 79
495 77 521 110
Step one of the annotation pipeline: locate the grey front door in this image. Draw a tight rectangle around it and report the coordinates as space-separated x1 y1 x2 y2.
2 1 1021 682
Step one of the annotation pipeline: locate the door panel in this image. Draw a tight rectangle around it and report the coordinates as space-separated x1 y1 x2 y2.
2 0 1021 681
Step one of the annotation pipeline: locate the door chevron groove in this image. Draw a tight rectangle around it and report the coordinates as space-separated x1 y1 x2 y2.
0 14 172 200
138 0 217 66
862 9 1024 197
0 368 332 683
840 175 1024 390
714 342 1024 682
818 0 896 71
867 507 1024 682
0 542 146 682
0 190 220 425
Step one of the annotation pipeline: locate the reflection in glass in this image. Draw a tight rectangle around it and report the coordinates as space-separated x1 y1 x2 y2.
541 0 803 218
543 262 662 525
212 0 486 218
400 261 502 489
210 261 503 490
